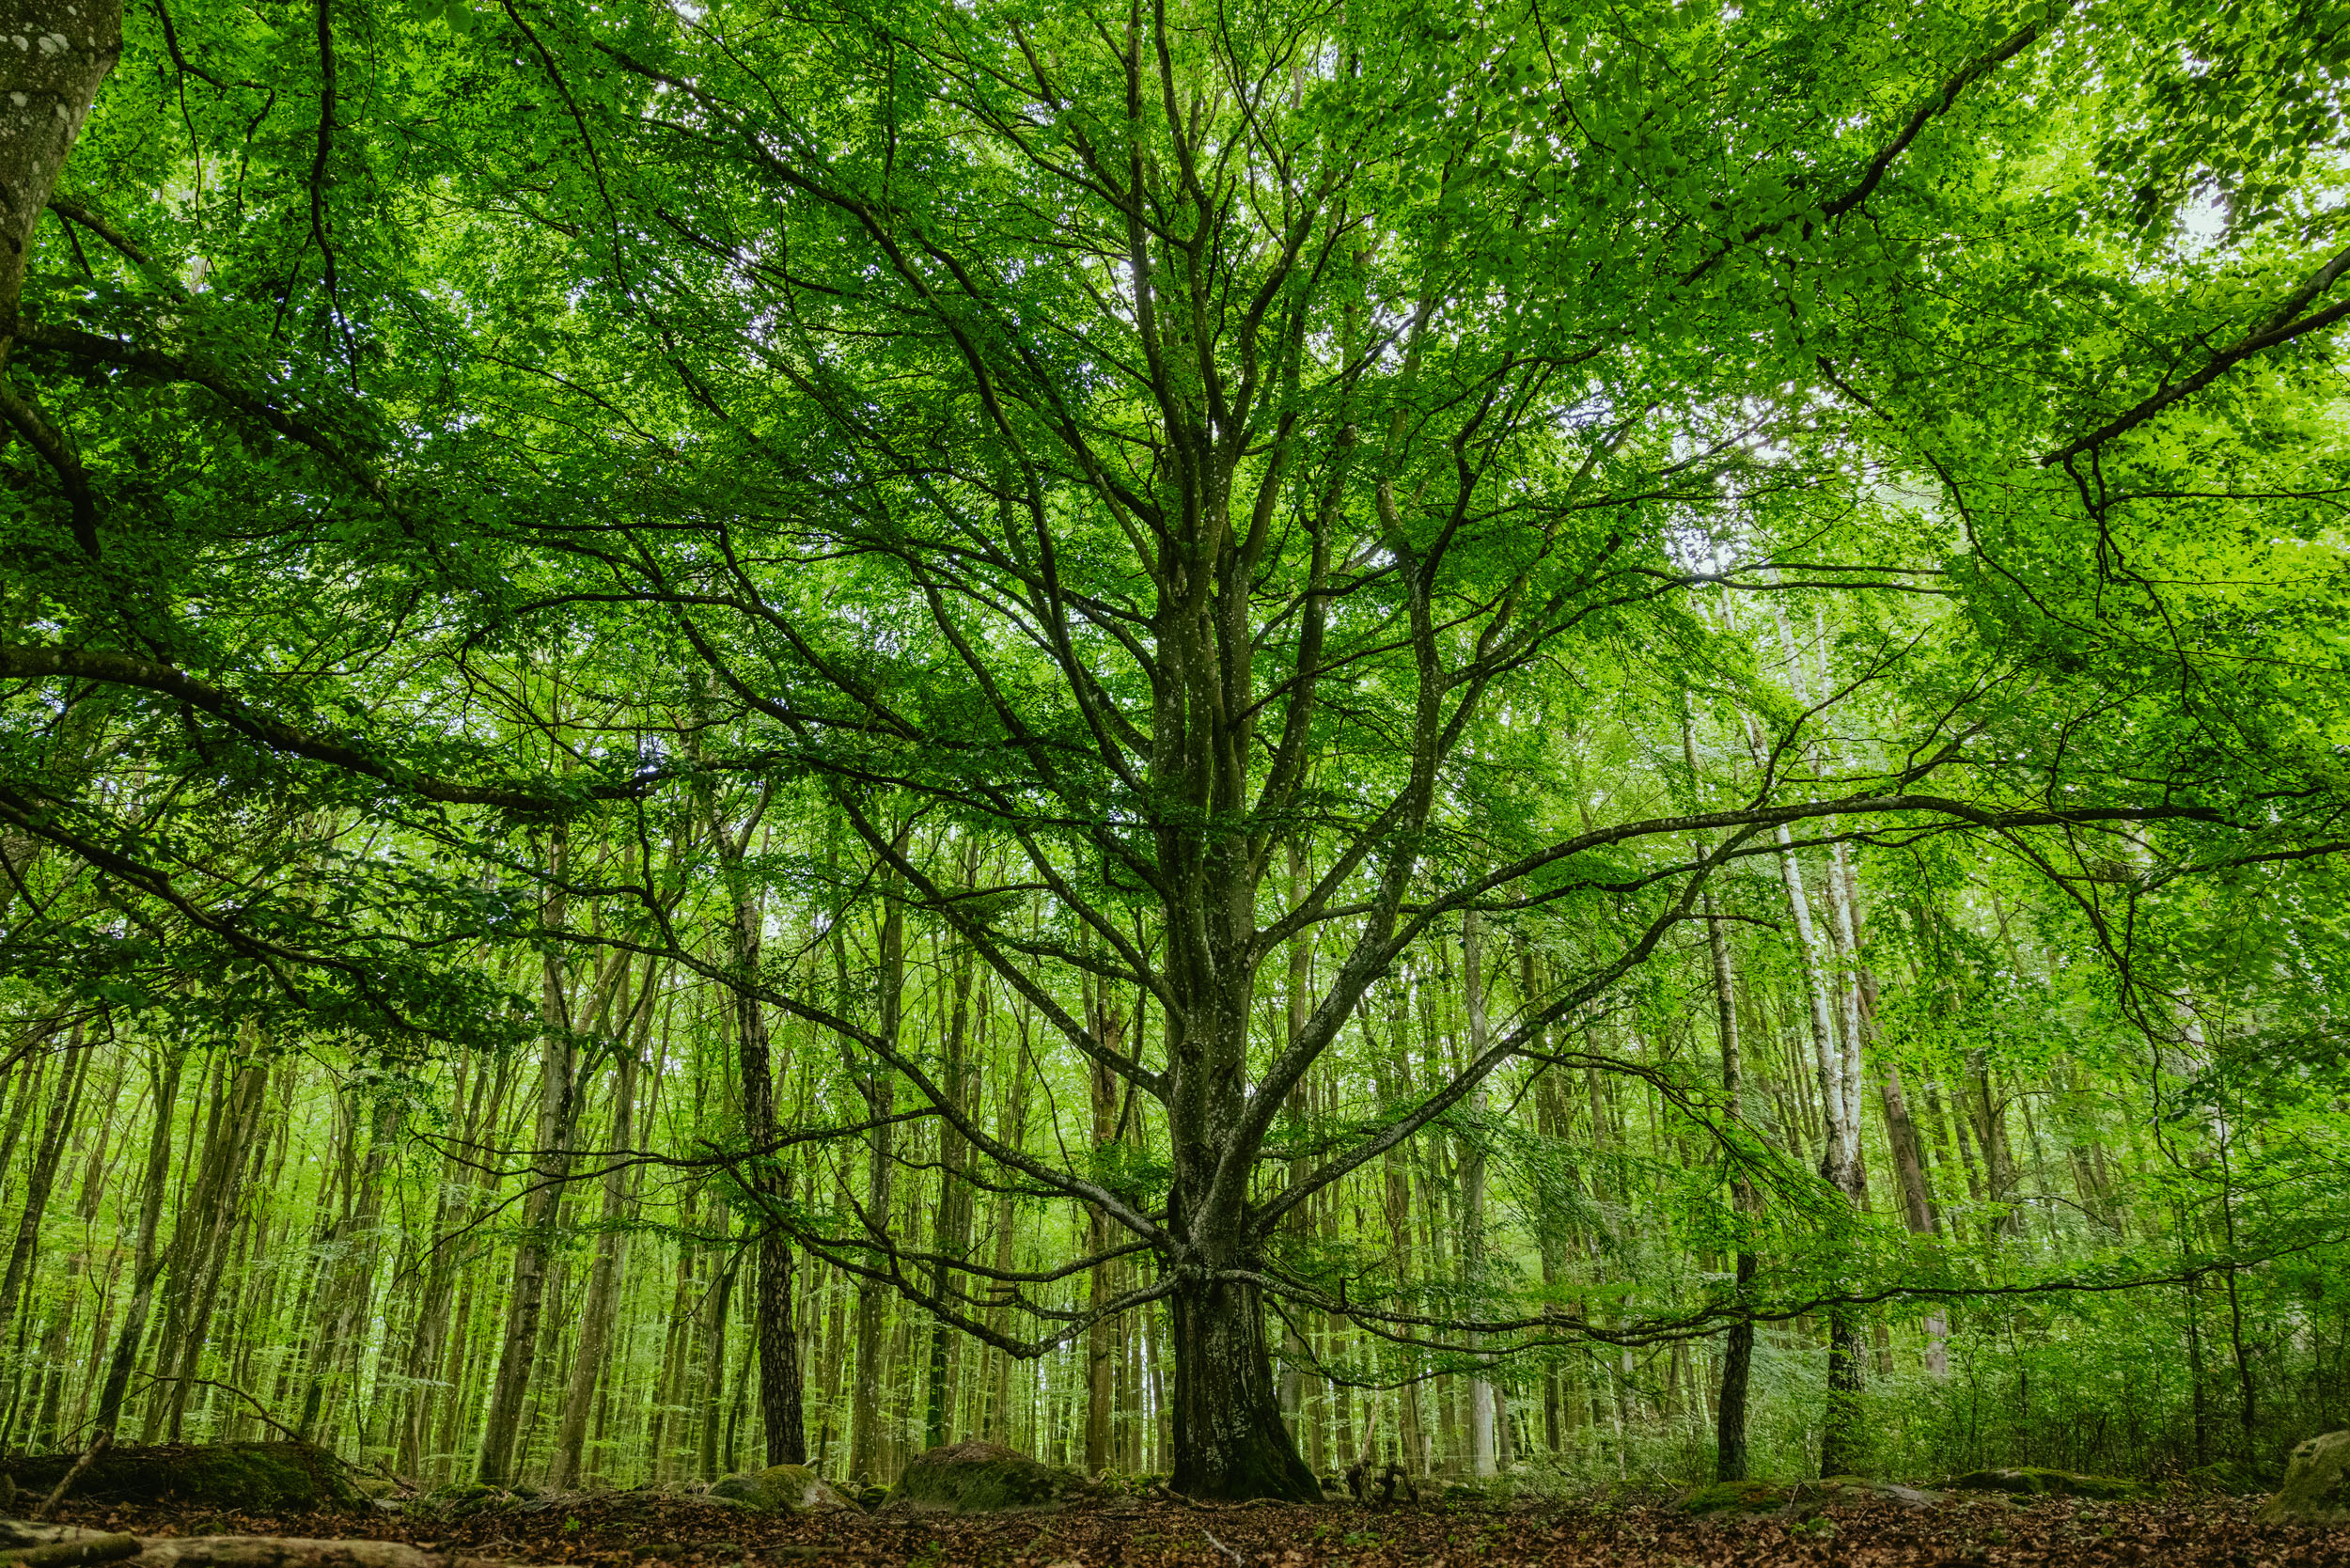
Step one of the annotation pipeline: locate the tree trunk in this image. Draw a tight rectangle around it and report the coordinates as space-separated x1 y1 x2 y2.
698 1197 736 1482
95 1044 183 1434
0 1028 87 1337
983 1028 1027 1445
477 826 581 1486
550 969 648 1488
1459 913 1496 1479
1082 985 1123 1475
1167 1270 1319 1501
923 945 976 1452
1684 710 1757 1484
1747 713 1866 1477
398 1049 509 1477
0 0 121 563
299 1091 401 1445
144 1049 270 1443
1966 1049 2022 1237
847 827 905 1485
1825 848 1947 1378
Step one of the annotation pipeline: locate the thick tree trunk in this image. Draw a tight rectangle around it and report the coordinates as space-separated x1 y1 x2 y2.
0 0 118 334
1277 845 1314 1449
1167 1271 1318 1502
0 0 121 561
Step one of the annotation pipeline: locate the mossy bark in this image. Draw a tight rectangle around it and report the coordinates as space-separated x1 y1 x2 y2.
1167 1272 1319 1502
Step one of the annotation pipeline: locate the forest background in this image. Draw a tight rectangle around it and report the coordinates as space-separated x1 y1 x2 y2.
0 0 2347 1508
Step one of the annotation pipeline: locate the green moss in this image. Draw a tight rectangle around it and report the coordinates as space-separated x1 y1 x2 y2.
0 1442 359 1512
885 1441 1095 1513
2261 1431 2350 1525
1682 1480 1786 1514
415 1481 515 1519
707 1465 856 1513
1807 1477 1945 1508
2180 1461 2268 1496
1950 1467 2144 1500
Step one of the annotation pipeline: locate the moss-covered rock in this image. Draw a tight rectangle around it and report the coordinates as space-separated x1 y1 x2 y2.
1950 1467 2144 1500
1682 1479 1787 1514
2180 1460 2269 1497
1811 1477 1944 1508
885 1441 1097 1513
2260 1431 2350 1525
707 1465 857 1513
0 1442 359 1512
414 1481 516 1519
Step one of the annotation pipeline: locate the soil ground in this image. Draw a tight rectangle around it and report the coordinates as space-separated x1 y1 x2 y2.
41 1490 2350 1568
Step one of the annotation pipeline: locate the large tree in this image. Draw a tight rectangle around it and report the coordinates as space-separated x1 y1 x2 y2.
1 0 2343 1499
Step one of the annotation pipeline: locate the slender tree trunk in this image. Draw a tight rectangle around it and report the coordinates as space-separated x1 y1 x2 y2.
848 828 906 1485
1826 849 1947 1376
144 1049 270 1442
1739 709 1866 1476
1695 803 1756 1483
551 972 648 1486
300 1092 401 1444
399 1050 509 1476
923 946 975 1452
983 1027 1027 1445
1083 985 1123 1475
1967 1049 2022 1237
698 1194 737 1482
1460 912 1496 1479
477 826 581 1486
0 1029 87 1337
96 1044 183 1434
648 1189 700 1480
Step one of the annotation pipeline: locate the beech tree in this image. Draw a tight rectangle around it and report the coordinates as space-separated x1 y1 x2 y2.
0 0 2345 1504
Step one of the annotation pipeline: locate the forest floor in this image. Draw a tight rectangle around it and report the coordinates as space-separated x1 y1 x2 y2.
45 1490 2350 1568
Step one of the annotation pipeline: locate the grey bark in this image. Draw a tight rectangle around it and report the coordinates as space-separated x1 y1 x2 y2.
476 825 583 1486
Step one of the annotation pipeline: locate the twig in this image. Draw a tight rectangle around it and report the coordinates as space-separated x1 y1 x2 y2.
1201 1530 1244 1566
30 1431 112 1521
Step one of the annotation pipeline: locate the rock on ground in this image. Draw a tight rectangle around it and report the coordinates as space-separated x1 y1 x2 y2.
884 1441 1095 1514
2181 1460 2270 1497
1680 1480 1786 1515
1680 1476 1942 1515
1811 1476 1944 1508
2262 1430 2350 1525
0 1444 358 1513
1952 1467 2145 1500
706 1466 856 1514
